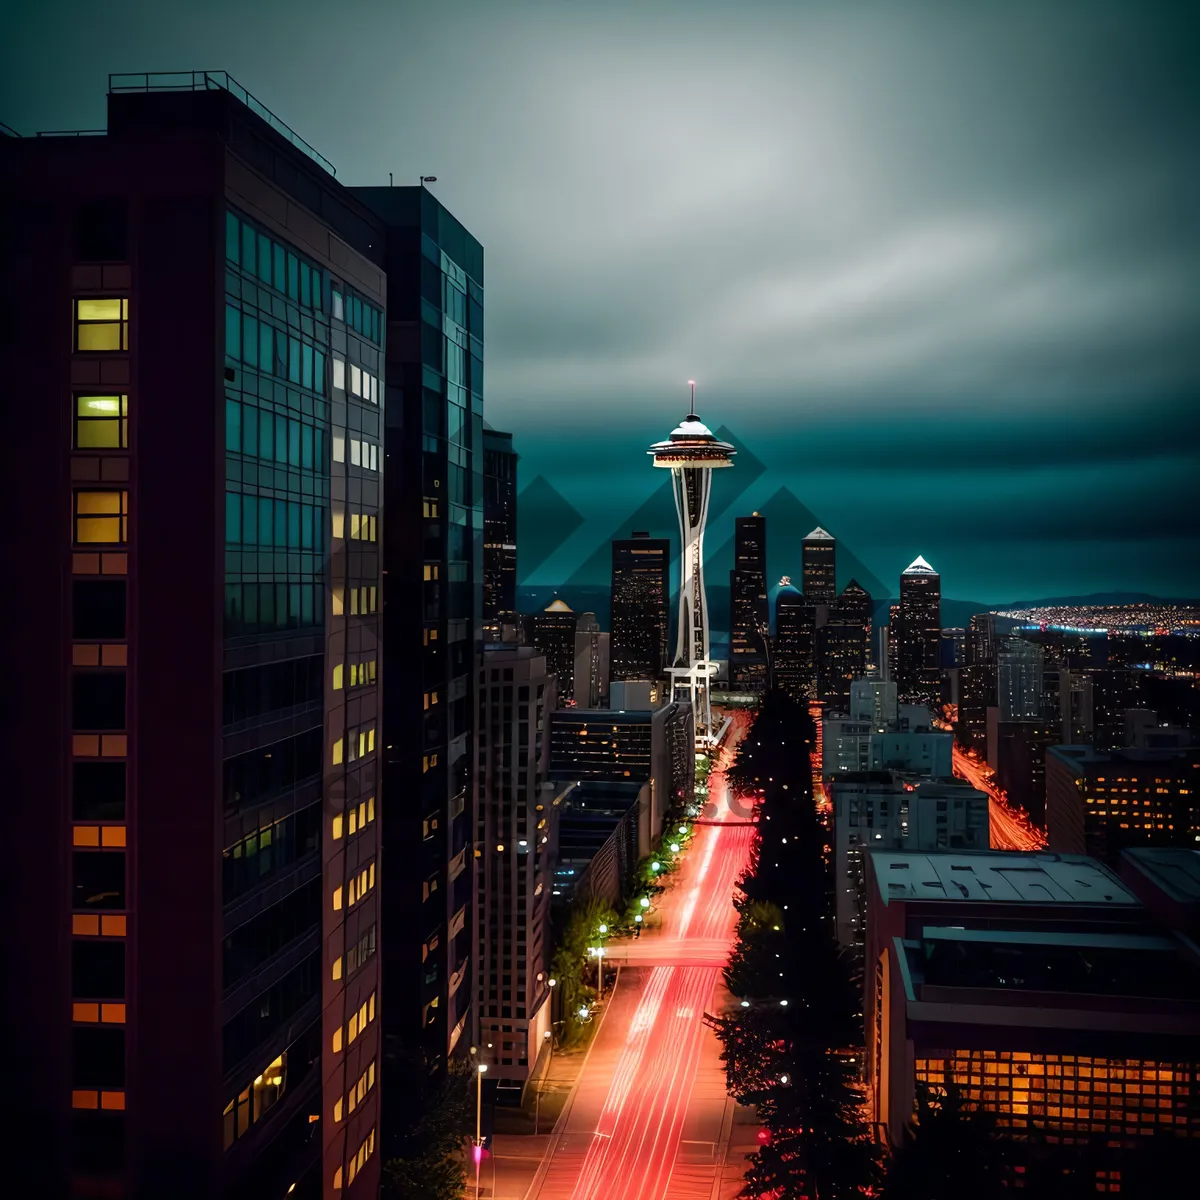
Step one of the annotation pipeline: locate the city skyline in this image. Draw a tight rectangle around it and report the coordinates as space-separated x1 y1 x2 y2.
3 0 1198 601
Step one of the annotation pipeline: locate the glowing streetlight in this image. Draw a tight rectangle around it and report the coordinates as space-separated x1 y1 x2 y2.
651 861 661 872
639 896 650 908
669 842 680 853
598 923 608 935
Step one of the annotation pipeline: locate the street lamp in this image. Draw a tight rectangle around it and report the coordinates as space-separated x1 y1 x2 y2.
639 896 650 908
474 1063 488 1200
669 842 680 853
535 1029 553 1135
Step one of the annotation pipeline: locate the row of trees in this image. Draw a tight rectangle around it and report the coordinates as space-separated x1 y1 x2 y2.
711 688 879 1199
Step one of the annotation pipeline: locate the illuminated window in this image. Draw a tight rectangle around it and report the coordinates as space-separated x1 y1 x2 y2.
332 588 344 616
332 506 345 539
351 364 362 396
332 956 343 981
332 738 343 766
332 663 343 690
423 564 439 581
333 1166 343 1190
75 298 128 352
74 491 128 545
368 796 376 822
332 814 343 840
333 886 343 911
75 395 128 449
333 433 345 463
333 1096 343 1123
332 1026 342 1053
333 357 345 390
423 499 439 518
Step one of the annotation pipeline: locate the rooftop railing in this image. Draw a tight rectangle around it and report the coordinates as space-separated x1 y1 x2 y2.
109 71 336 177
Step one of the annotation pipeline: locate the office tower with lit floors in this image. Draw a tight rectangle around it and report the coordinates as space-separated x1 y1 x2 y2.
475 647 557 1089
773 577 816 702
482 427 517 628
347 186 483 1126
610 532 670 682
816 579 872 708
729 513 769 691
1 74 385 1199
531 599 580 704
573 613 611 708
895 555 942 706
801 526 836 604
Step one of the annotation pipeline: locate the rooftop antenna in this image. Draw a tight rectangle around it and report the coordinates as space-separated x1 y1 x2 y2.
389 172 393 187
688 379 696 417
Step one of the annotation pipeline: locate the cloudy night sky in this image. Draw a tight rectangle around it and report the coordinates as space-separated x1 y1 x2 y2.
4 0 1198 608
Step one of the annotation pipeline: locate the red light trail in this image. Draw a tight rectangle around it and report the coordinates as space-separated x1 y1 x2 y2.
951 744 1047 851
529 712 754 1200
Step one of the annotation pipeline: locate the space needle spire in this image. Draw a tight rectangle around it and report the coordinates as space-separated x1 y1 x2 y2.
648 382 735 742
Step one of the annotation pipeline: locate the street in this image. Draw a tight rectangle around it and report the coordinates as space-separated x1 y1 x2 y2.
951 744 1047 851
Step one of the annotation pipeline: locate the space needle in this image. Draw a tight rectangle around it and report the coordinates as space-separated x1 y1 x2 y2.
649 382 735 743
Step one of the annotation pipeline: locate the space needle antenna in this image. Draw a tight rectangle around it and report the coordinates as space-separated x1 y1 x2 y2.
688 379 696 418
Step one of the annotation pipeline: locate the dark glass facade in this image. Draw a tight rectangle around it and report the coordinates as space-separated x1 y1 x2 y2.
482 428 518 622
774 583 817 702
348 187 484 1124
802 529 836 604
817 579 873 708
610 532 670 681
897 564 942 706
729 514 768 690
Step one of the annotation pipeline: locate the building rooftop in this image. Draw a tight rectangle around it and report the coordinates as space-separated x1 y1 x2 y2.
804 526 834 540
544 598 573 613
903 555 938 575
870 850 1139 906
1122 848 1200 905
1047 744 1200 768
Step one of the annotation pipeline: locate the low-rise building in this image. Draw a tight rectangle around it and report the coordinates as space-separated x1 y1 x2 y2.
1045 745 1200 864
863 849 1200 1177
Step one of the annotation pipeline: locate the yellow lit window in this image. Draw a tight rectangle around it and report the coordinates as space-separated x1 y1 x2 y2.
369 516 377 541
332 956 343 981
349 1012 359 1041
75 298 129 352
332 738 343 766
368 1060 375 1089
333 886 343 911
367 728 375 753
424 627 437 645
423 564 438 581
332 507 345 539
423 499 439 518
333 1097 343 1123
332 814 343 839
333 663 343 690
333 1166 343 1190
358 801 366 827
367 796 375 822
350 513 361 539
332 1026 342 1053
369 991 375 1021
74 490 128 545
368 862 375 890
332 588 344 616
349 807 358 835
358 731 366 758
75 395 128 449
333 433 345 462
369 586 376 611
350 588 359 616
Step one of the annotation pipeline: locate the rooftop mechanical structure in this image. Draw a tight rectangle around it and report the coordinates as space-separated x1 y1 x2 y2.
649 383 735 742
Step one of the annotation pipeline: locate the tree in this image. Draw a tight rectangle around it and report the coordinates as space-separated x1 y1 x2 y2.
381 1051 472 1200
880 1079 1002 1200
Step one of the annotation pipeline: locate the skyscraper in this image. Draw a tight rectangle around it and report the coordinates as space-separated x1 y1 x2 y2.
531 599 579 704
997 638 1045 721
610 532 669 682
2 73 383 1198
475 647 557 1085
348 186 484 1106
728 513 768 691
774 577 816 702
482 428 518 623
573 612 611 709
801 526 836 603
648 385 735 739
816 579 873 708
896 556 942 707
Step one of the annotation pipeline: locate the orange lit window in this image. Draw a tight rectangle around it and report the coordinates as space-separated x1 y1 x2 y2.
74 490 128 545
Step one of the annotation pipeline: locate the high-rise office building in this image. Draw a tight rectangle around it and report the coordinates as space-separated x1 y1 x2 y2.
728 513 768 691
573 612 610 709
896 555 941 706
801 526 836 603
940 627 966 668
531 599 579 705
850 678 898 729
958 661 996 754
482 428 517 623
1 73 384 1198
475 648 557 1085
997 638 1045 721
966 612 997 666
885 603 901 684
610 532 669 682
994 720 1061 826
348 187 484 1109
774 578 816 702
1091 667 1144 752
816 579 872 707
